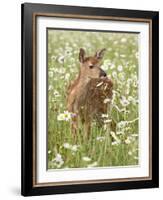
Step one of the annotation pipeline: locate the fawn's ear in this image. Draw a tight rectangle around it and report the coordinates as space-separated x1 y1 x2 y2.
79 48 85 63
95 48 106 60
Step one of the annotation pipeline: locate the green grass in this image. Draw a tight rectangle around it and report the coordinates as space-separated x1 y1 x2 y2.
47 29 139 169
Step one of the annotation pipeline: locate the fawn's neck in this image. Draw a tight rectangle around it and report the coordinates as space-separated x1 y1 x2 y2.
77 73 91 89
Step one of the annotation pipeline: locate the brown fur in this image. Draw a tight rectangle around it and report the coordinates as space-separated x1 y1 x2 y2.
67 48 113 138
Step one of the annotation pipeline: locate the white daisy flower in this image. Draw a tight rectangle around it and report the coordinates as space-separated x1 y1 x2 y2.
48 85 53 91
58 56 64 63
125 137 131 144
82 156 91 162
112 71 117 78
104 119 112 124
57 111 72 121
117 121 128 129
52 153 64 166
57 113 65 121
111 141 119 146
101 114 109 118
71 145 79 152
120 96 130 107
63 143 71 149
121 38 127 43
53 90 60 98
96 136 105 142
101 64 109 71
65 73 70 80
110 64 115 70
117 65 123 72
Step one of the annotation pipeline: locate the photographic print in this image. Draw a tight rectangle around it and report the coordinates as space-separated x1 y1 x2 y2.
47 29 139 170
21 3 159 196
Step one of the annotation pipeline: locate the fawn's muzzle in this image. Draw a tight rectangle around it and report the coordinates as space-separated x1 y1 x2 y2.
100 69 107 77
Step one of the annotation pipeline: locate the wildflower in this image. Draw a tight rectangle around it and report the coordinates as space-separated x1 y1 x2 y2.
110 64 115 70
63 166 69 169
57 113 65 121
116 131 124 135
63 143 79 152
65 73 70 80
58 55 64 63
70 57 75 63
53 90 60 98
63 111 72 121
108 47 112 51
87 161 98 168
117 121 128 129
101 59 111 71
118 72 125 81
51 55 56 60
120 96 130 107
101 64 109 71
111 141 119 146
121 38 127 43
128 96 134 102
65 49 72 56
63 143 71 149
117 65 123 72
104 59 111 65
71 113 77 118
125 137 131 144
96 136 105 142
114 40 118 45
71 145 79 152
48 85 53 91
104 119 112 124
57 111 71 121
48 71 53 78
120 54 126 58
52 153 64 167
82 156 91 162
132 134 138 137
101 114 108 118
48 150 51 154
112 71 117 78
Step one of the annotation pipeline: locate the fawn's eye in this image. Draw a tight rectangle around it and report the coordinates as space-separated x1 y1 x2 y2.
89 64 94 69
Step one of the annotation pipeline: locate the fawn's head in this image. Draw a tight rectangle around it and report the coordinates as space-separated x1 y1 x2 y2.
79 48 107 79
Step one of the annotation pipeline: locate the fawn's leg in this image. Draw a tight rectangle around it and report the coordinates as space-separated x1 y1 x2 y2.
71 114 78 141
84 119 91 139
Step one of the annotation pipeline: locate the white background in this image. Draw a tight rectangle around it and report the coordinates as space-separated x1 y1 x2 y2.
0 0 161 199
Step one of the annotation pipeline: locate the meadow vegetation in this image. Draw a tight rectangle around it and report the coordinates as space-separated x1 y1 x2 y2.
48 30 139 169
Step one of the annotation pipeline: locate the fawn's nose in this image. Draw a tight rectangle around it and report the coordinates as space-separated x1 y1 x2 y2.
100 69 107 77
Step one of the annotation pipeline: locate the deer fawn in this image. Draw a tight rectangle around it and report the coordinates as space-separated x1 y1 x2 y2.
67 48 113 139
